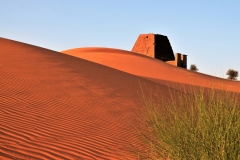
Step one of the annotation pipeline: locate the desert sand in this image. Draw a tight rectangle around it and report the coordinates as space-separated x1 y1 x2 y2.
63 47 240 93
1 38 239 159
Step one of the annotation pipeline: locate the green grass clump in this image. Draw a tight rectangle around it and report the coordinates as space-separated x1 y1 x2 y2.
135 87 240 160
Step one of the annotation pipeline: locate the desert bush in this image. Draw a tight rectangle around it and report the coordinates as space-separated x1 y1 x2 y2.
133 86 240 159
226 69 238 80
189 64 198 71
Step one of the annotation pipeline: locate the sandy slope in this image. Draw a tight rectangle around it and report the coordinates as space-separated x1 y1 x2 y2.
1 38 239 160
63 47 240 93
0 38 182 159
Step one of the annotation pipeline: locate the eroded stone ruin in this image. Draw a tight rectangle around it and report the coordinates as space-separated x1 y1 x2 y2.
166 53 187 68
132 33 187 68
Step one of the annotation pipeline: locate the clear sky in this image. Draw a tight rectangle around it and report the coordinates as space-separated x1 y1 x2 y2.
1 1 240 78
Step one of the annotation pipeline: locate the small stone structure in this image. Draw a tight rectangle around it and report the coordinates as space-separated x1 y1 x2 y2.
132 33 175 61
166 53 187 68
132 33 187 68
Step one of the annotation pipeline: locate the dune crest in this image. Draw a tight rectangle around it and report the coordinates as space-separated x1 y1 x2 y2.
63 47 240 93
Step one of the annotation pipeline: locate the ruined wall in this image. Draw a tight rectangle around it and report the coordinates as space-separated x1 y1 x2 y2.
132 33 187 68
166 53 187 68
131 33 175 61
180 54 187 68
131 34 155 58
154 34 175 61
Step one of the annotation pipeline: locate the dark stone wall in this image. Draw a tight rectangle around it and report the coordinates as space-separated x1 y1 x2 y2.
154 34 175 61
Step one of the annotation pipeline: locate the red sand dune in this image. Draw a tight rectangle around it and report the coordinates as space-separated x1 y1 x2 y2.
1 38 239 159
63 47 240 93
0 38 183 159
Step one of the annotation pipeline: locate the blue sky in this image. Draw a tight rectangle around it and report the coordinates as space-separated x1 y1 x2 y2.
1 1 240 78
